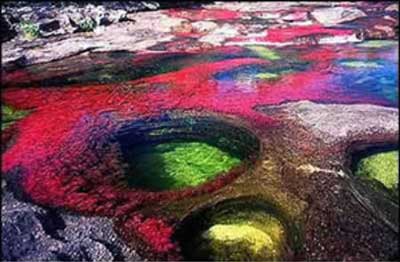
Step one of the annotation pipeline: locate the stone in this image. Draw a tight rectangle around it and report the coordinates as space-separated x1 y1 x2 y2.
1 180 142 261
191 21 218 34
38 19 61 33
311 7 366 25
256 101 398 145
282 11 309 21
0 14 17 42
199 23 240 46
385 4 398 12
1 11 182 66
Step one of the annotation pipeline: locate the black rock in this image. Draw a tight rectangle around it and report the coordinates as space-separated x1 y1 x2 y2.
39 19 61 32
1 14 17 42
1 179 142 261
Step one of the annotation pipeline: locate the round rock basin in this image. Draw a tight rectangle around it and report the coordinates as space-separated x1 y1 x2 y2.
352 145 399 201
115 113 260 191
174 198 292 261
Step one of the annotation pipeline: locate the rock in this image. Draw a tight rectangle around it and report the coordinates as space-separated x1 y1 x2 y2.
254 12 282 20
199 23 240 46
38 19 61 34
172 21 193 34
256 101 398 145
191 21 218 34
203 2 297 12
1 180 142 261
282 11 309 21
385 4 398 12
1 14 17 42
311 7 366 25
2 11 183 67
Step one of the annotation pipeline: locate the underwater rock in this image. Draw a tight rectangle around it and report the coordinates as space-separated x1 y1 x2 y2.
1 181 141 261
311 7 366 25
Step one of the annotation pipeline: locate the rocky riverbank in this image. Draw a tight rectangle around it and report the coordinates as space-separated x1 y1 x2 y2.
1 1 398 68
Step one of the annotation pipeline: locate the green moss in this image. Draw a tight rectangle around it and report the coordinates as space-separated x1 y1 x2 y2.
126 141 241 191
20 21 39 40
2 105 29 130
356 40 397 48
199 208 286 261
247 46 281 61
79 18 96 32
340 61 382 68
355 151 398 197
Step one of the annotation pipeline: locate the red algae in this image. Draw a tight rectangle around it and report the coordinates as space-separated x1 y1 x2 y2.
263 25 355 43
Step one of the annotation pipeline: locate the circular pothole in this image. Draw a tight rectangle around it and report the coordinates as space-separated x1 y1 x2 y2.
351 145 399 201
174 198 294 261
115 113 260 191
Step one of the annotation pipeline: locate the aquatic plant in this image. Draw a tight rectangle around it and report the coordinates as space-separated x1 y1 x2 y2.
355 151 398 198
126 141 241 191
201 213 286 261
178 200 288 261
1 105 29 130
356 40 398 48
20 21 39 40
256 72 280 79
340 60 382 68
78 18 96 32
247 45 281 61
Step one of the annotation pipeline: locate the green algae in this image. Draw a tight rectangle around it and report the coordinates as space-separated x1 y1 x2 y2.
247 45 281 61
198 207 286 261
1 105 29 130
355 151 398 198
340 61 382 68
126 141 241 191
20 20 39 40
256 72 280 79
356 40 398 48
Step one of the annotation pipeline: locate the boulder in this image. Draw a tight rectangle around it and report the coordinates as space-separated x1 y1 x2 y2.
1 180 142 261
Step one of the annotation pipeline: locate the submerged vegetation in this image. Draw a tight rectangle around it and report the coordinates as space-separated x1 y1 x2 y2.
2 105 29 130
126 141 241 191
355 150 399 199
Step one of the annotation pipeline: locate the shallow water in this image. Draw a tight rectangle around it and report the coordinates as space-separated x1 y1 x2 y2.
2 38 399 261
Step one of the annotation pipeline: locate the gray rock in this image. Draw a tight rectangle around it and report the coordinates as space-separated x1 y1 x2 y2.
256 101 398 145
311 7 367 25
1 180 142 261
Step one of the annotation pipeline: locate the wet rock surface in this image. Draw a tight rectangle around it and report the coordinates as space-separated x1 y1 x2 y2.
256 101 399 145
1 1 398 67
1 180 142 261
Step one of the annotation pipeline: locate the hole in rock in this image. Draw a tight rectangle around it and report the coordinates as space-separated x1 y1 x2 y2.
174 198 295 261
350 144 399 202
115 113 260 192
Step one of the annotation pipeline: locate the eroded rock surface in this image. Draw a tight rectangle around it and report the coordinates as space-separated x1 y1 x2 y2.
1 1 398 67
1 180 141 261
256 101 399 145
